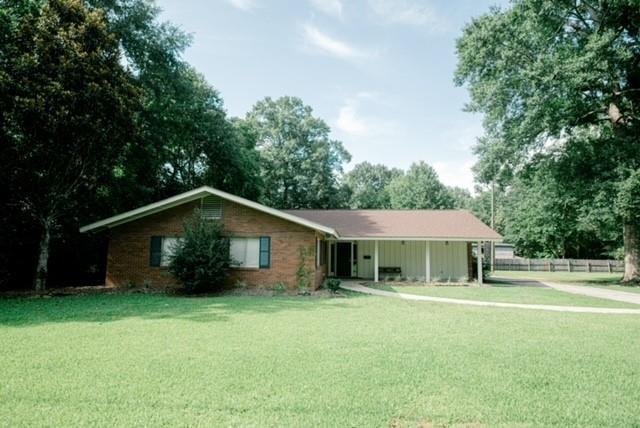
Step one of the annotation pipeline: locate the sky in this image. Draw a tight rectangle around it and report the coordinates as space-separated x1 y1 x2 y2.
155 0 507 191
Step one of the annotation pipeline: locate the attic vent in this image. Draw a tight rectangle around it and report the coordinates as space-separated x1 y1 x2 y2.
201 196 222 219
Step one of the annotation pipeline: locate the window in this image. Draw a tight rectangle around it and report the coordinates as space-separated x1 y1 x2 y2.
201 196 222 219
150 236 179 267
316 238 327 267
230 238 260 268
230 237 271 269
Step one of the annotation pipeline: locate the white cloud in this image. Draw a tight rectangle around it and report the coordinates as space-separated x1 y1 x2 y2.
302 24 370 59
433 160 475 192
368 0 447 31
225 0 257 11
310 0 343 19
335 93 399 138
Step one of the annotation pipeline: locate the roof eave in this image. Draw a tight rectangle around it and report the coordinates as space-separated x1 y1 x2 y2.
335 236 503 242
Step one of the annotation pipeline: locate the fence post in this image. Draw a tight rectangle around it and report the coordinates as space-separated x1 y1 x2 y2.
567 259 571 272
608 261 612 273
548 261 552 272
528 259 531 271
587 262 590 273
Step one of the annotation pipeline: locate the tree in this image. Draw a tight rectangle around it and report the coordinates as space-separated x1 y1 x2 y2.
388 162 454 209
86 0 260 208
1 0 139 290
456 0 640 281
448 186 473 210
616 170 640 277
343 162 403 209
245 96 351 209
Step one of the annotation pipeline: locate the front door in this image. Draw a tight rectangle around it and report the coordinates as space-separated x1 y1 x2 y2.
336 242 352 277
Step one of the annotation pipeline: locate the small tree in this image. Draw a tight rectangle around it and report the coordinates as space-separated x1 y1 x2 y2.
168 214 231 294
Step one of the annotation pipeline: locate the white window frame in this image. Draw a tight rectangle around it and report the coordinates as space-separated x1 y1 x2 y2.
230 237 260 268
160 237 179 267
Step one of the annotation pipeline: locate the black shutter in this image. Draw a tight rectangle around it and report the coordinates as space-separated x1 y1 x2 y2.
150 236 162 266
259 237 271 269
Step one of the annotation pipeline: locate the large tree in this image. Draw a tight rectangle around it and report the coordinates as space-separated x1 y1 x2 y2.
343 162 403 209
456 0 640 281
86 0 260 208
246 96 351 209
388 162 454 209
0 0 139 290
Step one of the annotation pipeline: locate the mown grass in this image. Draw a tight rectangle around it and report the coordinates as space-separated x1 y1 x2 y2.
494 270 640 293
1 293 640 427
369 282 640 307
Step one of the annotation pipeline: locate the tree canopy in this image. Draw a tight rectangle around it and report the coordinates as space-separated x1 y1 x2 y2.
343 162 402 209
246 96 351 209
1 0 140 289
456 0 640 279
388 162 454 209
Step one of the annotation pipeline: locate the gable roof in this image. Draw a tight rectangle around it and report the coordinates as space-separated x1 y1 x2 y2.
80 186 501 241
79 186 338 236
282 209 502 241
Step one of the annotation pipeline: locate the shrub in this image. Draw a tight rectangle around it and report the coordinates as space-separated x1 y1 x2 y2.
324 278 341 293
296 246 314 293
168 213 231 294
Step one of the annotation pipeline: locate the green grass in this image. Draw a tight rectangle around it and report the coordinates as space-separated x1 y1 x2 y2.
1 293 640 426
494 270 640 293
368 283 640 308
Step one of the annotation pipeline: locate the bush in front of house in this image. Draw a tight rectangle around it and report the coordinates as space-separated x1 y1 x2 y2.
323 278 341 293
168 213 231 294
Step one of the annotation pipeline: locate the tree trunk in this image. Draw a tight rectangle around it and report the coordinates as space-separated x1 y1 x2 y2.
34 220 52 291
623 221 640 282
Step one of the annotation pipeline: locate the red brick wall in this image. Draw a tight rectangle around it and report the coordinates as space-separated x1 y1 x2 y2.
105 198 325 290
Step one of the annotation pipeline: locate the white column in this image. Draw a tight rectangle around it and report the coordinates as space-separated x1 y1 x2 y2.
350 242 354 278
477 240 483 285
425 241 431 283
374 240 379 282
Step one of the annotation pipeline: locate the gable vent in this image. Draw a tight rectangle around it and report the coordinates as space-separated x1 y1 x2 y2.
201 196 222 219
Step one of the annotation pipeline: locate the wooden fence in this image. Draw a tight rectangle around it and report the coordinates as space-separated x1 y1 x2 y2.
494 258 624 273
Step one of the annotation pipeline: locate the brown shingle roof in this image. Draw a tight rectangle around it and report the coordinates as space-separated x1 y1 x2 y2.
283 209 502 240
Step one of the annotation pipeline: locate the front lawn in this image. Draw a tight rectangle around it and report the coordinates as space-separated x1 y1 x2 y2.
493 270 640 293
1 293 640 426
368 282 640 308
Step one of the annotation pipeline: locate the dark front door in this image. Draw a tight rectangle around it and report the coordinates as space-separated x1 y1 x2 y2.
336 242 352 277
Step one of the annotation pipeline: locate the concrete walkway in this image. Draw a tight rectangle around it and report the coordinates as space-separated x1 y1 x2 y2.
340 282 640 315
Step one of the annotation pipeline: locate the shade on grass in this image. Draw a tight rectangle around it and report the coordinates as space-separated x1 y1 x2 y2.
370 283 640 308
1 293 639 426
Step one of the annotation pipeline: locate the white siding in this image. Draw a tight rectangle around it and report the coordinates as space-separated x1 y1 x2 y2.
429 241 468 281
355 240 468 282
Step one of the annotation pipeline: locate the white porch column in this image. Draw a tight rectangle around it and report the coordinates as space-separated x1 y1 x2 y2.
374 240 379 282
425 241 431 283
350 242 354 277
477 240 483 285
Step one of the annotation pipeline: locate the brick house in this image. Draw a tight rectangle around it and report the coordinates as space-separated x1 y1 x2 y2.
81 186 501 289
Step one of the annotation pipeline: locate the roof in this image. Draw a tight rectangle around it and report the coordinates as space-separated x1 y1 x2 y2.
79 186 337 236
282 209 502 241
80 186 501 241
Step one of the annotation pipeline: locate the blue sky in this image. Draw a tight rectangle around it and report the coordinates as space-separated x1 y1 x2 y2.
155 0 506 191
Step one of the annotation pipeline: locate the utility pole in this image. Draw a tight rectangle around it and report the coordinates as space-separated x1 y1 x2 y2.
490 181 495 272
